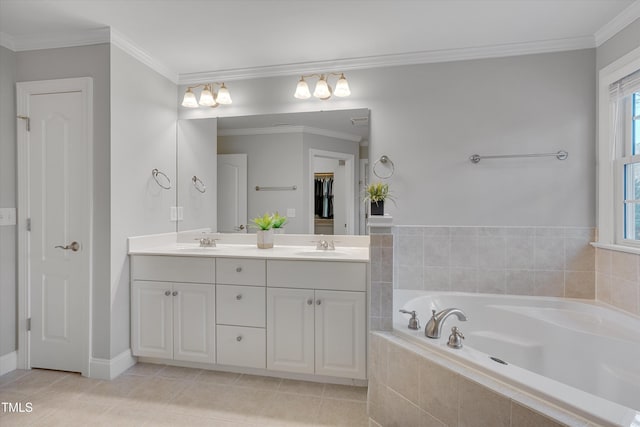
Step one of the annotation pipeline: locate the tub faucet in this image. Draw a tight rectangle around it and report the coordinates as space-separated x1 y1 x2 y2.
425 308 467 339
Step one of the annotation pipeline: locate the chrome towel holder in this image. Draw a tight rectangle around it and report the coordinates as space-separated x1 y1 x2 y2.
373 155 395 179
469 150 568 164
192 175 206 193
151 168 171 190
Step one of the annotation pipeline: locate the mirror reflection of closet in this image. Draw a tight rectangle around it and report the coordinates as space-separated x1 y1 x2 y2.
314 172 334 234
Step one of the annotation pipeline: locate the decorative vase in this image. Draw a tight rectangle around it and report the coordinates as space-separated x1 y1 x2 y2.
371 200 384 216
257 229 274 249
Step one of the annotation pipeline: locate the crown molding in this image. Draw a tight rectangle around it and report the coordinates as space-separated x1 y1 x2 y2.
218 125 361 143
110 29 178 84
0 32 15 51
594 0 640 46
178 36 595 84
7 27 110 52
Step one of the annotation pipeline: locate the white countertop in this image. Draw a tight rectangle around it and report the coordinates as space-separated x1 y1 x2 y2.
128 232 370 262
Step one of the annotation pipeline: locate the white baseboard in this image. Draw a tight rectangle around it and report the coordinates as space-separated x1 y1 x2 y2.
89 349 136 380
0 351 17 376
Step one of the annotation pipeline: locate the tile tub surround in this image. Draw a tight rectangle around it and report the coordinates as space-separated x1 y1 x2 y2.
596 248 640 316
393 226 595 298
370 232 393 331
367 332 594 427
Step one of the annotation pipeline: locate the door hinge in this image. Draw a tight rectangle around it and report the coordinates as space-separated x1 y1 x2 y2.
26 218 31 231
17 115 30 132
27 318 31 331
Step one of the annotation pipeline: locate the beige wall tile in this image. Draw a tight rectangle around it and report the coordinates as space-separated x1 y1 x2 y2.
565 271 595 299
533 271 564 297
565 239 595 271
387 344 421 404
595 272 612 304
611 251 637 282
458 378 510 427
611 276 639 315
595 248 612 275
511 402 565 427
386 388 422 427
419 359 459 427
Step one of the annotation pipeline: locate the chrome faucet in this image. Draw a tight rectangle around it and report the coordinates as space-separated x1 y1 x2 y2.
425 308 468 339
314 239 335 250
194 233 218 247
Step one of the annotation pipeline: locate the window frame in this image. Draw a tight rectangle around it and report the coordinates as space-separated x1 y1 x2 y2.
615 96 640 246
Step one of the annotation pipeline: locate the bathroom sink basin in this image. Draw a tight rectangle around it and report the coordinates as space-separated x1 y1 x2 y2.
175 246 218 251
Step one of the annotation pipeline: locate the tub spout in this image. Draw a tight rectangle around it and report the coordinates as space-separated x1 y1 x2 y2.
425 308 467 339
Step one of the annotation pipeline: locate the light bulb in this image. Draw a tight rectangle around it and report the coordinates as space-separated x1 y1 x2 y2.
334 74 351 97
313 76 331 99
181 88 199 108
294 78 311 99
198 84 216 106
216 83 232 105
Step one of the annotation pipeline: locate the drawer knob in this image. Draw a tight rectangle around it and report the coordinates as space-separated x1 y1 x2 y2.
236 266 243 273
307 298 313 305
172 291 178 296
316 299 321 305
236 335 243 342
236 294 242 300
165 290 171 296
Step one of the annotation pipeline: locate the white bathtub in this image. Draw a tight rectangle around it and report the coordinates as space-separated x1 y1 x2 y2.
394 290 640 427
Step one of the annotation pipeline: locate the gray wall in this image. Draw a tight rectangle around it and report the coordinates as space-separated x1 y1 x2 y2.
597 18 640 70
110 45 178 358
0 45 17 357
180 48 596 227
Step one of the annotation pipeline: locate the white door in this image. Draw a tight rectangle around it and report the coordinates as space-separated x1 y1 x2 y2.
217 154 248 233
333 162 347 235
18 78 93 374
131 281 173 359
315 290 366 379
173 283 215 364
266 288 314 374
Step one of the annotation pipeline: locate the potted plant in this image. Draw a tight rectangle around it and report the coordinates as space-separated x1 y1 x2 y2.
271 212 288 234
364 182 394 216
251 213 275 248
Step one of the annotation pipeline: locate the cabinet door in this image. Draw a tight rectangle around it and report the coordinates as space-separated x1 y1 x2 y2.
266 288 314 374
131 281 173 359
315 290 366 379
173 283 216 364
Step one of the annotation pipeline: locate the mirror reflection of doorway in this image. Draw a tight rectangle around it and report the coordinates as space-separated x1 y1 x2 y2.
314 172 334 234
310 150 354 235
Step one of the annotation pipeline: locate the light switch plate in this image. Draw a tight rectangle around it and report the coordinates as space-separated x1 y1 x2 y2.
177 207 184 221
0 208 16 226
170 206 177 221
286 208 296 218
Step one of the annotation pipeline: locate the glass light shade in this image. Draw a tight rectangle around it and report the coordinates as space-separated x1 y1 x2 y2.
216 84 232 105
181 89 199 108
294 78 311 99
334 74 351 97
198 85 216 106
313 77 331 99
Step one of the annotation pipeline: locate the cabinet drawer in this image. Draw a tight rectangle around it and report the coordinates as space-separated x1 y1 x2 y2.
267 260 366 291
216 258 266 286
217 285 265 327
132 256 214 284
216 325 265 369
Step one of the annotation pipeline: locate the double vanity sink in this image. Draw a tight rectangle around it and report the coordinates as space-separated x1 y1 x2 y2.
128 231 370 383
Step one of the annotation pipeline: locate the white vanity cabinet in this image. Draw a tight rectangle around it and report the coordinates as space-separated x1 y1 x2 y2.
131 256 216 364
215 258 266 369
266 260 367 380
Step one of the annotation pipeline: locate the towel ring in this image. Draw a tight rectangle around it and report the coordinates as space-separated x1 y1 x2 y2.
151 168 171 190
192 175 206 193
373 155 395 179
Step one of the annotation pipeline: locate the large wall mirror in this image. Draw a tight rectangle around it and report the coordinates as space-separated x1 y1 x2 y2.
177 108 370 235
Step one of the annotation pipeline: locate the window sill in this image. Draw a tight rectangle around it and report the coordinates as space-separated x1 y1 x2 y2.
590 242 640 255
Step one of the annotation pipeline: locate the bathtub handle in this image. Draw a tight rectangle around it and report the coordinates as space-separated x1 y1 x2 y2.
399 309 420 330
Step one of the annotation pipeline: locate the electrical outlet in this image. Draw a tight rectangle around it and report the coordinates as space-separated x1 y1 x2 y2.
170 206 177 221
177 207 184 221
0 208 16 226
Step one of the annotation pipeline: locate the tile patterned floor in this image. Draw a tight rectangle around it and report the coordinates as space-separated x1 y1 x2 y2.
0 364 369 426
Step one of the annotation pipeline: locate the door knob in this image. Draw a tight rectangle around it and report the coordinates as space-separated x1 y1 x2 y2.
54 241 80 252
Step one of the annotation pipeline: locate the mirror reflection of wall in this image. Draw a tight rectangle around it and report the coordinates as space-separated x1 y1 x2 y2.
177 109 370 235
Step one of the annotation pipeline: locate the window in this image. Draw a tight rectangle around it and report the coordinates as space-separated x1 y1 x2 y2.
613 72 640 244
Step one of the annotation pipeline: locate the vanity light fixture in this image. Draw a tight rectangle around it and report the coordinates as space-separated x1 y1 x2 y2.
181 82 232 108
294 73 351 100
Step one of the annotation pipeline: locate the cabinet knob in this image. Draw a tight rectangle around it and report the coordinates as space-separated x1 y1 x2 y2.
236 335 243 342
236 266 243 273
307 298 313 305
236 294 242 300
164 290 171 296
316 299 321 305
172 291 178 296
